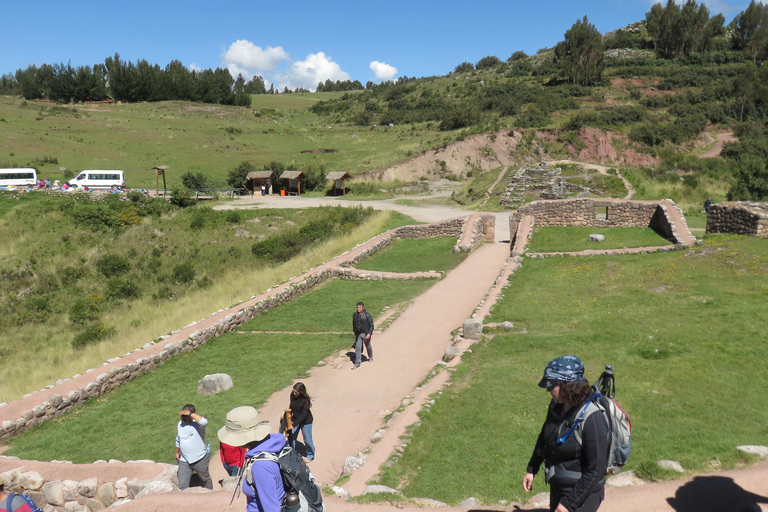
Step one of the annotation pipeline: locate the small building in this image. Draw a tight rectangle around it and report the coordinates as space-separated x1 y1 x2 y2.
326 171 352 196
280 170 306 196
246 171 277 195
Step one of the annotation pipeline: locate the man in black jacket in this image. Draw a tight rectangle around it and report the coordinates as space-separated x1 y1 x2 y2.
352 301 374 369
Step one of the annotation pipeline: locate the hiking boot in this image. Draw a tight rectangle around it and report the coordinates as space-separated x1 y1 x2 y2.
369 358 373 363
352 364 360 370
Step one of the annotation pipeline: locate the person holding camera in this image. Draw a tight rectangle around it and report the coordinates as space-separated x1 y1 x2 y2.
175 404 213 490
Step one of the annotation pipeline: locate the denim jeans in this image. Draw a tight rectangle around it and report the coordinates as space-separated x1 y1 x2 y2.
291 423 315 460
222 461 240 477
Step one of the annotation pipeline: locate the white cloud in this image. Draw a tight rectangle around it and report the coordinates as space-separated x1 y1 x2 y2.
276 52 350 91
188 63 202 72
370 61 398 81
221 40 290 74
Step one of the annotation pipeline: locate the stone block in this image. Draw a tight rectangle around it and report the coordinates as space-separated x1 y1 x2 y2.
588 234 605 242
20 471 45 490
43 480 65 506
197 373 234 395
463 318 483 340
77 478 98 498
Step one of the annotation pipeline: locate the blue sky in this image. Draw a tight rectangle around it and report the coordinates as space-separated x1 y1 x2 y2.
1 0 745 91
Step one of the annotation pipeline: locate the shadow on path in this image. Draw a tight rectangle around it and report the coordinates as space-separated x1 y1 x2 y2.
667 475 768 512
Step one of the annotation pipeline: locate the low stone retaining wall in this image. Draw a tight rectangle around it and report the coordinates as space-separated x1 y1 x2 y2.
397 218 464 239
510 198 686 244
0 218 479 443
706 202 768 237
0 461 178 511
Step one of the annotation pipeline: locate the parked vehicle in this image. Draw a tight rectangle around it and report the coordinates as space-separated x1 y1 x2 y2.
68 170 125 189
0 168 38 187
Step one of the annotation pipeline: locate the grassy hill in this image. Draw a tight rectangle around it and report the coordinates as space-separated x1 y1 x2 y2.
0 93 452 189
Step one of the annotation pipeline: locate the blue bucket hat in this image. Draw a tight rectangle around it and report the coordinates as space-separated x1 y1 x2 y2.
538 355 585 388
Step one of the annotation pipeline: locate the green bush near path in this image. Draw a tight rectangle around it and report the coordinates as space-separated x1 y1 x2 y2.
4 333 348 463
355 236 468 274
377 235 768 504
528 226 673 253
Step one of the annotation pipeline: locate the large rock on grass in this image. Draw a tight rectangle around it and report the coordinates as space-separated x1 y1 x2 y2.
198 373 233 395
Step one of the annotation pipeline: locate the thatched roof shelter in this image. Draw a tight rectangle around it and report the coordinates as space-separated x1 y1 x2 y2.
280 170 306 195
326 171 352 196
246 171 277 195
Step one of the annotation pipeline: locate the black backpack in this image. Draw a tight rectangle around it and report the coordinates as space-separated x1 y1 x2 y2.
242 445 324 512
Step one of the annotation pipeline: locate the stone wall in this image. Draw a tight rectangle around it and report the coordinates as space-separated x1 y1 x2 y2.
706 202 768 237
509 198 683 244
0 218 478 443
0 462 178 511
396 218 464 239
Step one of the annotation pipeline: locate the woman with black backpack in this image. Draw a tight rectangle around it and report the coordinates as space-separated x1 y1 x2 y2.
522 355 609 512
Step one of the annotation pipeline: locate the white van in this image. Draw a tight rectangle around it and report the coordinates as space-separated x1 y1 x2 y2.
68 170 125 189
0 168 37 187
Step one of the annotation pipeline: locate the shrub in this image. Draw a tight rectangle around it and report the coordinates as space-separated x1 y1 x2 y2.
152 285 175 300
59 266 81 286
228 161 256 189
96 254 131 277
181 171 208 189
453 62 474 73
173 262 195 283
225 210 242 223
169 186 196 208
190 212 206 229
71 322 116 349
69 294 105 324
105 278 140 300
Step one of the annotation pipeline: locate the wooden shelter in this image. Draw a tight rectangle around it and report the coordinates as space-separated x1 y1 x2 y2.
280 170 306 196
246 171 277 195
153 165 168 196
326 171 352 196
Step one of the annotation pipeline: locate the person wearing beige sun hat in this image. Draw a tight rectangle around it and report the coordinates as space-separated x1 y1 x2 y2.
219 406 287 512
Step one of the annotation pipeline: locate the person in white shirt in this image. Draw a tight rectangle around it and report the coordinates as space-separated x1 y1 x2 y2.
175 404 213 489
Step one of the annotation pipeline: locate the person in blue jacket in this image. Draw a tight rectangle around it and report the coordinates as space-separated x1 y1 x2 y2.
218 406 286 512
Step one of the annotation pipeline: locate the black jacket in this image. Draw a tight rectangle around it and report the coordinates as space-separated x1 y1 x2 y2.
352 309 374 336
526 399 609 512
289 394 313 426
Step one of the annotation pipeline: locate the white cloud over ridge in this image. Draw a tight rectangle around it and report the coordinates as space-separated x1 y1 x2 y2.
276 52 350 91
221 40 350 91
370 61 398 81
222 40 289 71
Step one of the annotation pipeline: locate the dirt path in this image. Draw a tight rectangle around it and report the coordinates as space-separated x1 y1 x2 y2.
698 131 736 159
214 194 479 224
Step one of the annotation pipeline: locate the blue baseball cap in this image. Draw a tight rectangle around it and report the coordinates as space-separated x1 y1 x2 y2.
538 355 585 388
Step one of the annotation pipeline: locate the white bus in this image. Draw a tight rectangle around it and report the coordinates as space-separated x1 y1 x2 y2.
68 170 125 189
0 168 38 187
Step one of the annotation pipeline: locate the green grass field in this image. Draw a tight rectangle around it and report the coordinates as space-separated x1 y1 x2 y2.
354 237 468 274
238 279 435 333
4 270 445 462
0 95 448 189
376 235 768 504
528 226 673 252
3 332 348 463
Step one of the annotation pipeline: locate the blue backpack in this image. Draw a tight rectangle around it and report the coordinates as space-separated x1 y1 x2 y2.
5 493 43 512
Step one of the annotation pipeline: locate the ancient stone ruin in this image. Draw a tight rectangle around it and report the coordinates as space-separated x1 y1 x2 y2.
500 162 590 210
706 202 768 237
